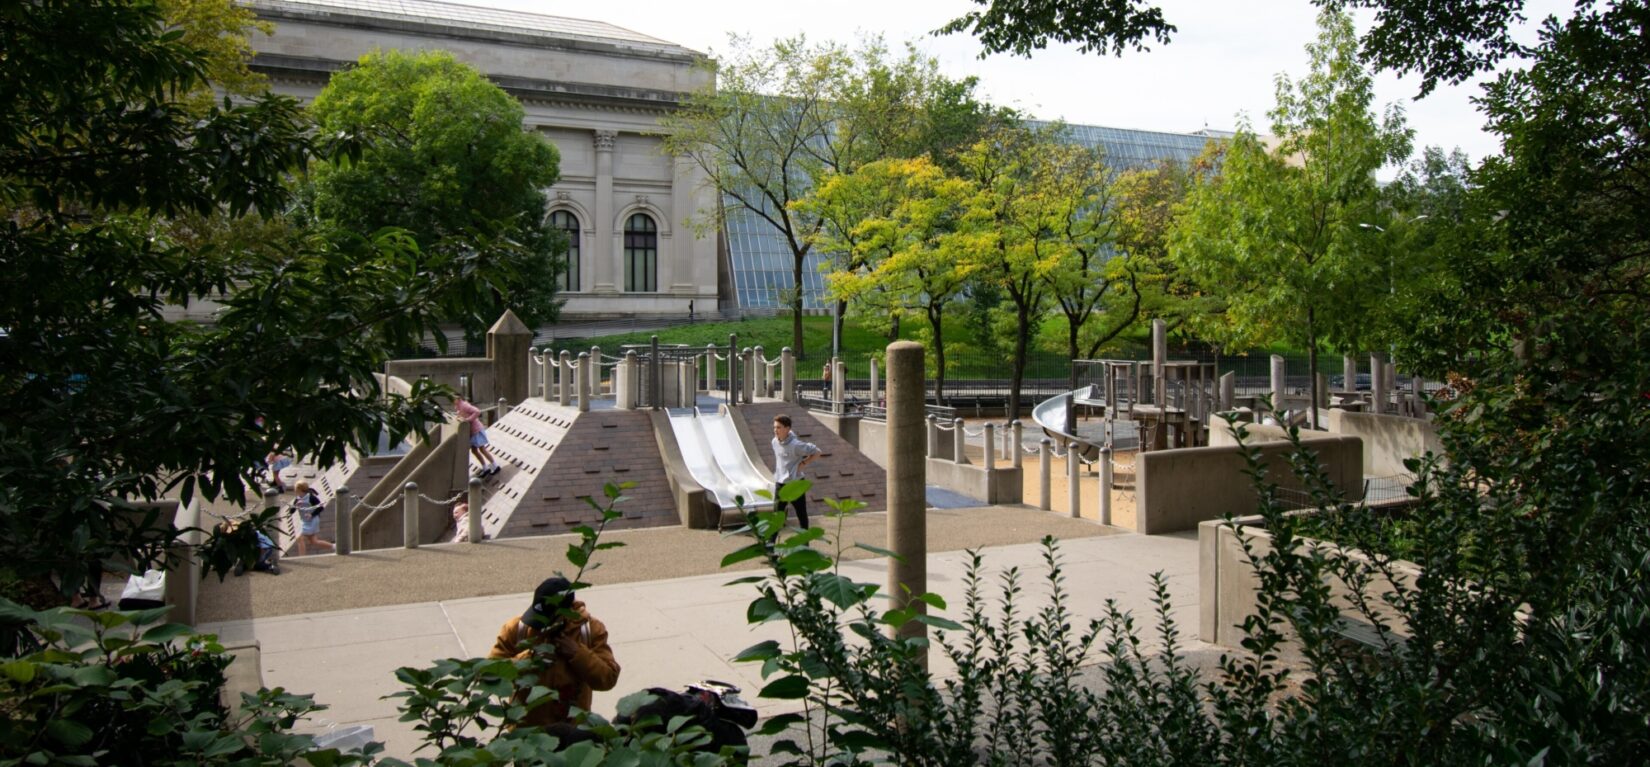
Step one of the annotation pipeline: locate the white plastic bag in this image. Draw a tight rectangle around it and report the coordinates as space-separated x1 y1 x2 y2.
313 724 375 753
118 569 166 609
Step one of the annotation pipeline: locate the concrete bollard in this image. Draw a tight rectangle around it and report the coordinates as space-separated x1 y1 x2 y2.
727 334 738 405
753 345 766 398
403 482 419 549
1220 371 1235 410
540 350 551 401
832 357 846 414
497 397 509 420
1344 354 1358 396
576 352 591 413
1011 420 1024 469
926 414 939 458
467 478 484 544
1152 319 1167 404
1099 445 1113 526
620 351 638 409
589 346 602 395
1270 354 1287 414
869 357 879 404
650 336 662 411
1039 438 1052 511
705 344 717 393
335 487 353 555
885 341 927 663
1371 352 1388 415
781 347 795 403
558 351 572 406
1067 445 1081 519
952 418 966 464
983 422 996 469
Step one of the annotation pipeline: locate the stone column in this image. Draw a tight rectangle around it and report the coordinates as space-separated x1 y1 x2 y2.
781 347 795 403
403 482 419 549
576 352 591 413
558 351 572 406
335 487 353 556
467 478 484 544
885 341 927 661
1039 439 1052 511
1099 445 1113 526
593 130 617 293
1270 355 1287 414
1371 352 1388 415
486 310 533 406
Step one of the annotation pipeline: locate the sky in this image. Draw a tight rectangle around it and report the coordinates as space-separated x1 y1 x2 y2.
462 0 1572 172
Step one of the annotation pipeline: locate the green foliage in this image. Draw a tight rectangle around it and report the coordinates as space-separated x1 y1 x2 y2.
1170 7 1410 425
306 49 566 342
0 0 459 596
0 599 374 766
936 0 1177 58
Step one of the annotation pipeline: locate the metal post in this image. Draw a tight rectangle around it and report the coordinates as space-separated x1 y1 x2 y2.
335 487 353 555
1011 420 1024 469
1099 445 1113 526
576 352 591 413
1067 445 1081 519
1039 438 1052 511
951 418 966 464
403 482 419 549
467 478 484 543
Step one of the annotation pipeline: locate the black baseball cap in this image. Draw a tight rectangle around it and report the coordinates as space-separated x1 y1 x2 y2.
523 577 574 627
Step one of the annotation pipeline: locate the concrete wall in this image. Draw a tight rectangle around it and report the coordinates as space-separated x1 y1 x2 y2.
355 420 469 550
386 358 497 405
925 459 1022 505
1137 435 1363 535
1324 410 1444 477
1199 517 1421 650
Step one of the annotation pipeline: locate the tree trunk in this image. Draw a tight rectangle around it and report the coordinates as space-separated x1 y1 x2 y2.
929 304 947 403
888 313 900 341
791 255 805 359
1307 307 1321 431
1009 301 1030 419
833 299 847 357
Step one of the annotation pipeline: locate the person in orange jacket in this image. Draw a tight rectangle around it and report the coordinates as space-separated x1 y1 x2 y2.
488 577 621 728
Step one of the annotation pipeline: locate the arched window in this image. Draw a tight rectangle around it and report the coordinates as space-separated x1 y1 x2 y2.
549 210 579 292
623 213 657 292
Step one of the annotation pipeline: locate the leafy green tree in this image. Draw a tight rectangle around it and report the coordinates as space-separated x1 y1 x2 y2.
800 158 977 399
306 49 565 343
936 0 1177 57
1169 8 1410 426
0 1 471 603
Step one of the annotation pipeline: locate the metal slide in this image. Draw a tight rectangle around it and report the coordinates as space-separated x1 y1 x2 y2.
666 408 774 511
1031 385 1112 459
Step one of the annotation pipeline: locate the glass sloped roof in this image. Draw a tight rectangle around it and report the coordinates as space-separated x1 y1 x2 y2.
248 0 696 55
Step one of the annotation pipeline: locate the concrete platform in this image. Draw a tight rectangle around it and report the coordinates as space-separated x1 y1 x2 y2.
198 525 1202 761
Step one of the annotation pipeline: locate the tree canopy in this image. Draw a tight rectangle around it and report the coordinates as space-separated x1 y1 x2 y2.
306 49 566 342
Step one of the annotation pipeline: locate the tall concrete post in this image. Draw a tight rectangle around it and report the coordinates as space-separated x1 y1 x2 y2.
467 478 484 543
952 418 966 464
486 310 533 406
1067 446 1081 519
650 336 662 411
781 347 795 403
1343 354 1358 394
1039 439 1052 510
983 422 996 468
926 414 938 458
705 344 717 393
1151 319 1167 405
885 341 927 659
1099 445 1114 526
538 349 550 401
1270 354 1287 414
832 357 846 414
558 351 572 406
868 357 879 404
619 351 638 410
753 345 766 398
335 487 353 555
402 482 419 549
589 346 602 396
1010 420 1024 469
742 348 756 405
1370 352 1388 415
576 352 591 413
727 334 738 406
1220 371 1236 410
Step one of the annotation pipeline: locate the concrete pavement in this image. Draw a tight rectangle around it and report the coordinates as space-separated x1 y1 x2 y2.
199 517 1204 762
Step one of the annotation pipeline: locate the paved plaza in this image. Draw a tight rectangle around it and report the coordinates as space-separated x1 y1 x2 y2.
197 506 1205 761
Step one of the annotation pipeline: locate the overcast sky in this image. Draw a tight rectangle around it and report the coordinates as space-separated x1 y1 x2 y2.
466 0 1571 171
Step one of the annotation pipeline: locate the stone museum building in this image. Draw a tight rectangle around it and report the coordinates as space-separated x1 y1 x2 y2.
242 0 1225 322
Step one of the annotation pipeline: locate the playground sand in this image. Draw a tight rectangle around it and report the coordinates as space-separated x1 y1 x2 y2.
195 504 1121 623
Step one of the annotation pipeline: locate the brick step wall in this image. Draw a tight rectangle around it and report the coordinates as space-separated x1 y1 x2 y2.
737 403 887 513
495 406 678 538
474 399 577 539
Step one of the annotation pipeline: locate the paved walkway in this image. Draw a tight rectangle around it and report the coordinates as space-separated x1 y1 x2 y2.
197 503 1207 762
